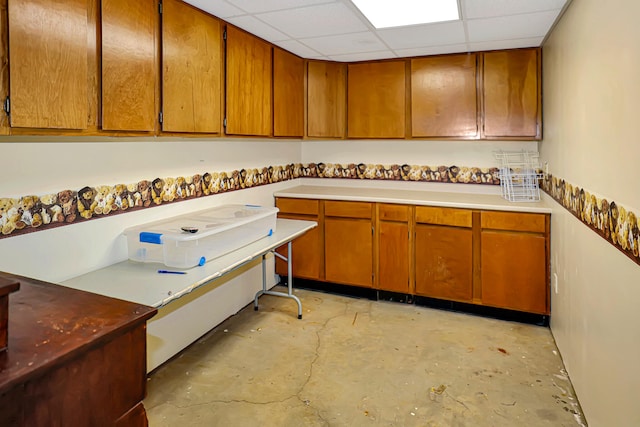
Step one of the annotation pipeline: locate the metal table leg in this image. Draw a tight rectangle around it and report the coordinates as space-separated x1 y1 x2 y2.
253 241 302 319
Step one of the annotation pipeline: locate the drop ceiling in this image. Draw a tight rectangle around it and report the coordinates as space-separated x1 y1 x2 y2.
184 0 571 62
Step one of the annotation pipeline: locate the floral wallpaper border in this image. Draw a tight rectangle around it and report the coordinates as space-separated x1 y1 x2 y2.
542 174 640 266
0 162 500 239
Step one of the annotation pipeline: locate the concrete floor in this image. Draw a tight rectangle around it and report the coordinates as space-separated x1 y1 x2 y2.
145 286 586 426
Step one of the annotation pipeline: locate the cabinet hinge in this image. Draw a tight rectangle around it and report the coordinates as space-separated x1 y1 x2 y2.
223 117 227 128
158 0 162 14
158 111 163 124
3 96 9 116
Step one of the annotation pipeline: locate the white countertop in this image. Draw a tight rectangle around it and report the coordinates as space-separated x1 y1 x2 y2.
274 185 552 214
60 219 317 308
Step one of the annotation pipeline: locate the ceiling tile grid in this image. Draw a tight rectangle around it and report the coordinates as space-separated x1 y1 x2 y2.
184 0 571 61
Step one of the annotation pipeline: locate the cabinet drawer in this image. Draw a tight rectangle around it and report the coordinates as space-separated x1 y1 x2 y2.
415 206 472 228
378 204 409 222
276 198 319 215
325 201 372 219
481 211 546 233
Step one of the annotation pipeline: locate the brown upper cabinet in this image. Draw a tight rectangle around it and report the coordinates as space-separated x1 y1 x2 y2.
306 61 346 138
161 0 222 133
482 48 541 139
225 26 272 136
7 0 88 130
102 0 156 132
273 48 304 137
411 54 478 138
347 61 406 138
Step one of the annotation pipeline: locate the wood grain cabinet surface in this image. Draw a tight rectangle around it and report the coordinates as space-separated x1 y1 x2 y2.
347 61 406 138
0 272 156 427
225 25 272 136
102 0 156 132
7 0 88 130
377 204 411 294
161 0 222 133
307 61 346 138
411 54 478 138
273 48 304 137
482 48 541 139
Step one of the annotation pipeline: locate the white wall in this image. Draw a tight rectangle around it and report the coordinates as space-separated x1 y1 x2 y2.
541 1 640 425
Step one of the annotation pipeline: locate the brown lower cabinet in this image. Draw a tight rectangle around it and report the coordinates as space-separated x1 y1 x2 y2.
275 197 550 315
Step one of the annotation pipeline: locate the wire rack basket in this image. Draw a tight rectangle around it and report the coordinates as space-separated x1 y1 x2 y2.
495 150 543 202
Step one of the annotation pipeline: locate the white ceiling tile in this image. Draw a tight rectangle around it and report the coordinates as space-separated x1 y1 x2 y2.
378 21 466 49
467 10 560 43
275 40 323 58
226 16 290 42
300 32 387 56
328 50 396 62
462 0 568 19
187 0 245 18
225 0 336 14
256 3 369 39
394 43 470 58
468 37 544 52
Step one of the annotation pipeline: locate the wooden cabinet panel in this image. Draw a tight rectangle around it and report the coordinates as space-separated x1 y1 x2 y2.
415 224 473 302
325 201 372 219
226 26 271 136
411 54 478 138
347 61 406 138
273 48 304 137
307 61 346 138
483 48 540 138
325 218 373 287
102 0 156 131
275 213 322 280
379 203 410 222
162 0 222 133
416 206 472 228
481 231 547 314
8 0 88 129
481 211 546 233
378 221 410 293
276 198 319 216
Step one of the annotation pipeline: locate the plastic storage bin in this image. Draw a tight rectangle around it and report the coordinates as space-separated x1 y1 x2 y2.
124 204 279 268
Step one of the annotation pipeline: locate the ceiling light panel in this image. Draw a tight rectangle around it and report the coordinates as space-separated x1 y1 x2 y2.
351 0 460 29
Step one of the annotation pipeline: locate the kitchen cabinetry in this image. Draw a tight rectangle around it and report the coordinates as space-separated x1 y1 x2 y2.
482 48 540 139
102 0 156 132
411 54 478 138
348 61 406 138
414 207 473 302
307 61 346 138
0 272 156 427
7 0 88 130
225 25 272 136
275 198 323 280
161 0 222 133
377 204 411 293
273 48 304 137
480 211 548 314
324 201 374 287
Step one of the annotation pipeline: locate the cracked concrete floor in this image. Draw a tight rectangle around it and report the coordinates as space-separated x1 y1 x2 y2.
145 286 586 427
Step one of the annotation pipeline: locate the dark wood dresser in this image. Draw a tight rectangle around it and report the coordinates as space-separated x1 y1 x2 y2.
0 272 157 426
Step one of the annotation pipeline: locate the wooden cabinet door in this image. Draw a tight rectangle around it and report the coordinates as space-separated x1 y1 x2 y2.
307 61 346 138
411 54 478 138
378 221 410 293
275 213 322 280
483 48 540 138
273 48 303 137
325 217 373 287
102 0 156 131
225 26 271 136
162 0 222 133
415 224 473 302
8 0 88 129
348 61 406 138
481 231 547 314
